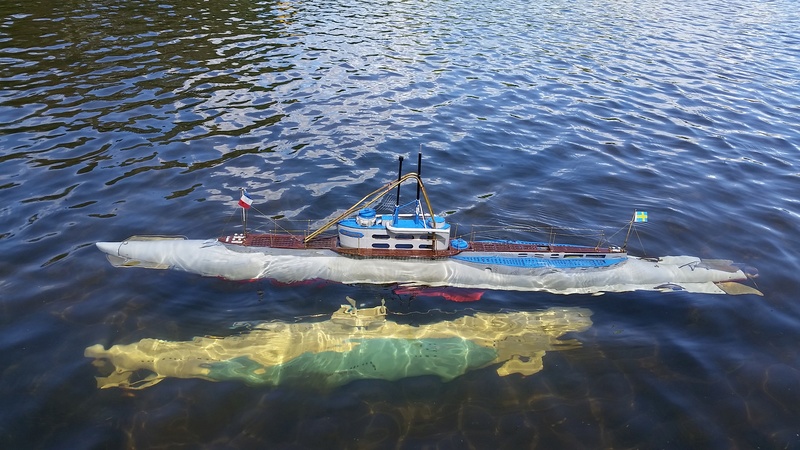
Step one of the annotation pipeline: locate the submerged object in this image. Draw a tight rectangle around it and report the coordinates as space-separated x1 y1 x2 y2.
84 301 593 389
96 155 761 296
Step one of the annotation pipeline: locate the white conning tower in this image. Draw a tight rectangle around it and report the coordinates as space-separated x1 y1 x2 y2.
338 206 451 251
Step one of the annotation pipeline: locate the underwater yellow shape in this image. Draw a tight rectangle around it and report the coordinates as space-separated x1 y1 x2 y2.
85 303 592 389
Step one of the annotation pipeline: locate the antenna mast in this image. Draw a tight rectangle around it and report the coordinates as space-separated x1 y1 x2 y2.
395 156 404 208
416 150 422 201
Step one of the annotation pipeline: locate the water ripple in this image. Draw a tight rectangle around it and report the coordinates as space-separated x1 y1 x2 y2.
1 0 799 447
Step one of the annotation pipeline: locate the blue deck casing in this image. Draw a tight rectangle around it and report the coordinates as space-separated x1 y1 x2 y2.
476 239 576 247
452 254 626 269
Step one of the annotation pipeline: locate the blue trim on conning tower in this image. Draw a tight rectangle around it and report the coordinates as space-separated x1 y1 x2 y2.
452 255 626 269
339 229 365 238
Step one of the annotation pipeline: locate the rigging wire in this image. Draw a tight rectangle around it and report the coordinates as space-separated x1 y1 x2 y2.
249 204 302 237
225 194 644 252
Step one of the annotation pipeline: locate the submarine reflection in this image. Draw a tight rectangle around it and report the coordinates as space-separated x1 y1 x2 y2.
85 300 593 389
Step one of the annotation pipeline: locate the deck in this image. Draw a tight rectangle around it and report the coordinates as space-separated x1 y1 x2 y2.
218 233 620 258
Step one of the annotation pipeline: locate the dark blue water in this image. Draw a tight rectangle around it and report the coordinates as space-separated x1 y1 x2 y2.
2 0 799 447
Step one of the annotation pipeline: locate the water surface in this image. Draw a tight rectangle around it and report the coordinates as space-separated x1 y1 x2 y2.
1 0 799 448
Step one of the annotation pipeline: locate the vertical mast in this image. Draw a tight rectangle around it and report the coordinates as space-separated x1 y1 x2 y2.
416 151 422 200
395 156 404 208
393 156 404 224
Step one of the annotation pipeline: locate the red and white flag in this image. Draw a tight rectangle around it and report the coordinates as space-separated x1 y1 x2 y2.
238 190 253 209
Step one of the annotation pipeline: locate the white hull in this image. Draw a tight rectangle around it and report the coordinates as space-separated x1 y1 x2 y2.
96 238 760 296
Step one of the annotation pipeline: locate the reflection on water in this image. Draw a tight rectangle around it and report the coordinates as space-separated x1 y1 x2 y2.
86 300 592 389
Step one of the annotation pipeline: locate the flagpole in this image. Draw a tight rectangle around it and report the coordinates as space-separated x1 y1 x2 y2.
622 211 636 250
623 210 647 251
241 188 247 235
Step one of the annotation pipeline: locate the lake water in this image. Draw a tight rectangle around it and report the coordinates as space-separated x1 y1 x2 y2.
2 0 799 447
